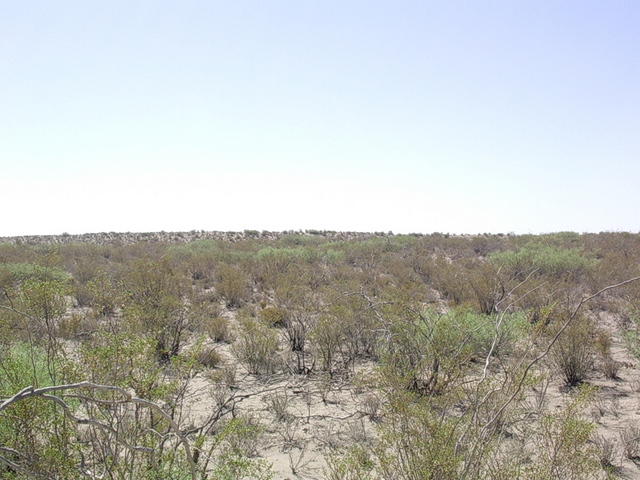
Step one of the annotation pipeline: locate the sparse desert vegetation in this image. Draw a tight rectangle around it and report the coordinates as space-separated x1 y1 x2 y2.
2 230 640 479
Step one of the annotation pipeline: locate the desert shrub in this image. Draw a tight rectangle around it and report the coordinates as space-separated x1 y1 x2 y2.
619 422 640 460
57 312 87 339
550 315 595 386
6 277 72 371
265 389 292 422
524 385 604 479
205 315 232 343
207 365 237 390
0 344 79 478
369 383 606 480
85 271 122 316
593 435 619 471
420 255 460 299
0 262 71 284
18 278 71 325
232 316 280 374
378 308 526 396
620 307 640 363
76 331 167 399
447 308 529 359
594 329 612 357
593 324 618 380
283 310 311 354
167 239 221 282
254 246 305 290
189 292 224 328
197 346 223 369
490 242 598 281
0 343 55 392
375 399 462 480
426 254 509 314
119 258 191 361
215 263 250 308
325 248 346 264
310 314 345 376
600 355 621 379
325 445 375 480
360 393 381 420
209 416 274 480
260 306 289 328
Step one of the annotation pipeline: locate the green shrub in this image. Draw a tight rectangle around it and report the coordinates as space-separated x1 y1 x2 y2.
325 445 375 480
0 262 71 284
209 416 274 480
378 308 527 396
524 385 603 479
85 272 122 316
490 243 597 280
0 344 78 478
375 400 462 480
77 331 167 399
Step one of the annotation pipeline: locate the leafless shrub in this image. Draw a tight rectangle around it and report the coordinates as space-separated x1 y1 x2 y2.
619 423 640 460
345 419 370 445
595 396 621 419
601 355 621 379
360 393 381 421
594 329 612 357
289 442 316 477
531 374 551 413
314 423 344 450
593 435 619 470
278 417 302 450
266 389 292 422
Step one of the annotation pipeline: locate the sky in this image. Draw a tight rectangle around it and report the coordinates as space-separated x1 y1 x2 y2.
1 1 639 236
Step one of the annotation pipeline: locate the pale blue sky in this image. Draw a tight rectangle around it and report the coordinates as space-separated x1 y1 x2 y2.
1 1 638 236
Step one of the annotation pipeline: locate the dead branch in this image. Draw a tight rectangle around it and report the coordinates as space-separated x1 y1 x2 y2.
0 381 197 480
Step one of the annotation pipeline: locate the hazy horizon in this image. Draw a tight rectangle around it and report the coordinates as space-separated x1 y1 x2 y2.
2 2 639 237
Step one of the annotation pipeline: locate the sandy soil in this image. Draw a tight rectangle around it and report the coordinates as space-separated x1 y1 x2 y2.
175 308 640 479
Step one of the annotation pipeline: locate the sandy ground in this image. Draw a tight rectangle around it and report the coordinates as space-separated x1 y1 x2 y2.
176 309 640 479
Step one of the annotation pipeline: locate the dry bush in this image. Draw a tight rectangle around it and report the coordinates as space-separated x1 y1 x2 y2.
551 315 596 386
594 329 612 357
232 316 280 374
206 364 237 388
205 315 231 343
197 346 223 369
265 389 292 422
619 423 640 460
601 355 621 379
260 306 289 328
214 263 250 308
360 393 381 420
593 435 619 471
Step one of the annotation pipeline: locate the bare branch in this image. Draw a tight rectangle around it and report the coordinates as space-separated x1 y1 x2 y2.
480 275 640 437
0 381 197 480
